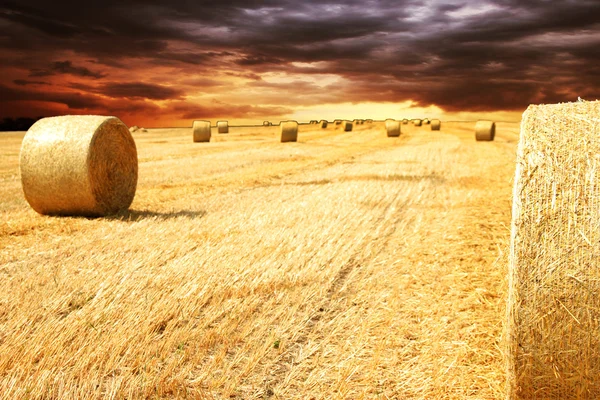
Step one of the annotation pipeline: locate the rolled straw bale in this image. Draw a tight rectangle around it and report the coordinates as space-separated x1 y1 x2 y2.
280 120 298 142
20 115 137 216
310 120 318 124
342 121 353 132
385 119 400 137
423 118 430 125
320 120 328 128
507 100 600 399
263 121 270 126
129 125 139 133
366 119 373 123
192 120 211 142
431 119 441 130
217 120 229 134
412 119 422 126
334 119 342 125
475 120 495 141
402 119 409 124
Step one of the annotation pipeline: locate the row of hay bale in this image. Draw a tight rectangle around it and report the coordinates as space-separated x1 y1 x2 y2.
19 115 495 217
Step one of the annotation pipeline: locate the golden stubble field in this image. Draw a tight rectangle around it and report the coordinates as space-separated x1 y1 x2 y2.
0 120 519 399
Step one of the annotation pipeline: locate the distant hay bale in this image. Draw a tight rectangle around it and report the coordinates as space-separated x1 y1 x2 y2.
475 120 495 141
310 120 318 124
217 121 229 134
385 119 400 137
413 119 422 126
507 100 600 399
320 120 328 128
334 119 342 125
423 118 430 125
366 119 373 123
402 119 409 124
192 120 211 143
20 115 138 217
129 125 139 133
431 119 441 130
280 120 298 142
342 121 353 132
140 128 147 132
263 121 271 126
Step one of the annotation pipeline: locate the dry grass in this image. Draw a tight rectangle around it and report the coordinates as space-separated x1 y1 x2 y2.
0 121 519 399
507 101 600 399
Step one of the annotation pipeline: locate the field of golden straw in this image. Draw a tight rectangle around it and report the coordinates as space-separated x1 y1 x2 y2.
0 120 519 399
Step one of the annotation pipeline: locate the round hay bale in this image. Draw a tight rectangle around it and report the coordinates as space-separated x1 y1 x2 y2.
412 119 422 126
431 119 441 131
402 119 409 124
423 118 430 125
385 119 400 137
320 120 328 128
20 115 138 217
310 120 318 124
129 125 139 133
193 120 211 143
263 121 270 126
342 121 353 132
334 119 342 125
217 121 229 134
280 120 298 142
507 101 600 398
475 120 495 141
366 119 373 123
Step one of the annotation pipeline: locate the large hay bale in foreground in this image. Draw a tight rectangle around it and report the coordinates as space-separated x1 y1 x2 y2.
320 120 328 128
412 119 422 126
193 120 211 142
475 120 495 141
385 119 400 137
431 119 441 130
342 121 353 132
280 120 298 142
217 121 229 134
20 115 138 216
507 101 600 399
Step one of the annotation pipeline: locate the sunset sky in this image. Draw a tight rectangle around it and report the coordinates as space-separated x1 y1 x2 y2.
1 0 598 127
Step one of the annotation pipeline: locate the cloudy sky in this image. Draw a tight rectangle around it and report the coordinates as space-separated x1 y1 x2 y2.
1 0 598 127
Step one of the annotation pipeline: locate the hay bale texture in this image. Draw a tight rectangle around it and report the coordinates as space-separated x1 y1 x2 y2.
217 121 229 134
20 115 138 216
475 120 495 141
193 120 211 142
280 120 298 142
507 100 600 399
320 120 328 128
385 119 400 137
431 119 441 131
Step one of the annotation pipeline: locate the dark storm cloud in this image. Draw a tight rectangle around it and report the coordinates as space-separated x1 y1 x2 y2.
29 61 106 79
13 79 51 86
1 0 600 116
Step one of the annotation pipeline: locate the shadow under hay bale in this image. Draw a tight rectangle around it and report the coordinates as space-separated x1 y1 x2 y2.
385 119 400 137
475 121 495 141
20 115 138 217
217 121 229 134
507 100 600 399
193 120 211 142
280 120 298 142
